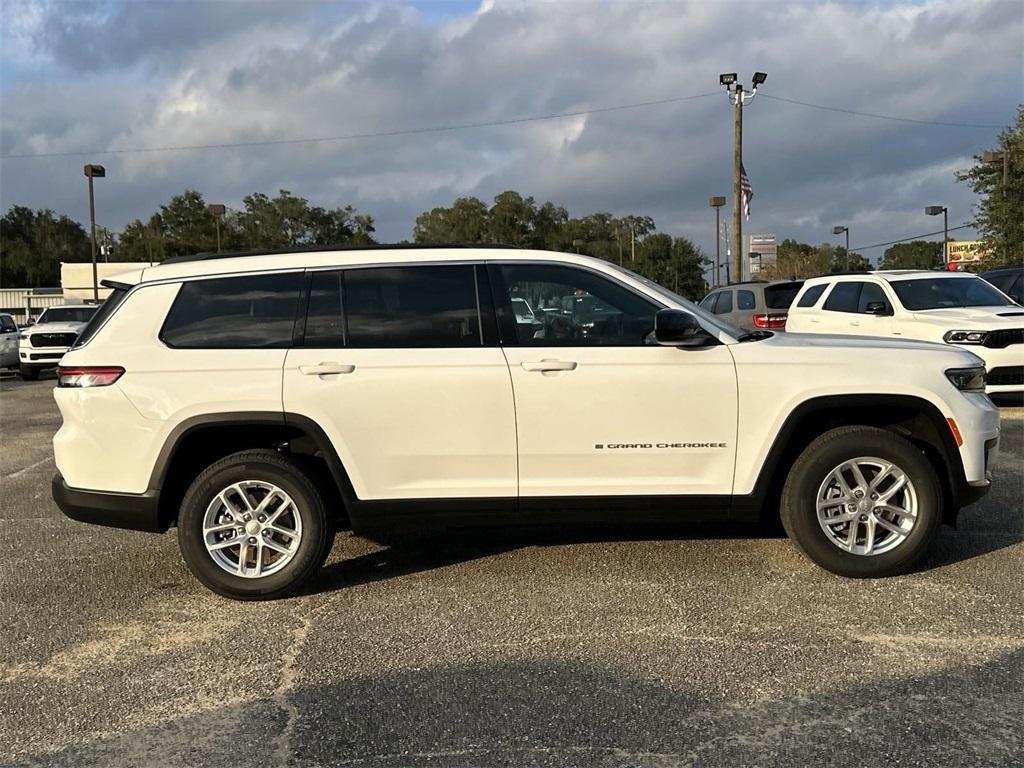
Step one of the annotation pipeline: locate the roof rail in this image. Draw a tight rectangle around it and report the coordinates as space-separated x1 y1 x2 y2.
161 242 520 266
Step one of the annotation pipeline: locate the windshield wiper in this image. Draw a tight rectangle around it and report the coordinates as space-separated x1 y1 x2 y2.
737 330 774 342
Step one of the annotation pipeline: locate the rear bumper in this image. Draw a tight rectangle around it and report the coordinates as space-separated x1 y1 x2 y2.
52 474 167 533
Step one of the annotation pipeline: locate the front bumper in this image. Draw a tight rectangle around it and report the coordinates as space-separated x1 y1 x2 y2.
19 344 69 367
52 474 167 533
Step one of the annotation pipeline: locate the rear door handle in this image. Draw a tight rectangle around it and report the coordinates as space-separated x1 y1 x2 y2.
299 363 355 376
521 359 578 373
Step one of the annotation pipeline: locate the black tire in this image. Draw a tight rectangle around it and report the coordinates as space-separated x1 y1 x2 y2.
780 426 942 578
20 365 39 381
177 449 333 600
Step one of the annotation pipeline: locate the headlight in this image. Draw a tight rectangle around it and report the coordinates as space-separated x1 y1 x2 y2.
944 330 988 345
945 366 987 392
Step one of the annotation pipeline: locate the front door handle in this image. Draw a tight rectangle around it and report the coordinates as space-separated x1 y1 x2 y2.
299 363 355 376
521 359 578 373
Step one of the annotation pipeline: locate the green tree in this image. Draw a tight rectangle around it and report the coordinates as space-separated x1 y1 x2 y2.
116 215 168 263
0 206 90 287
487 191 537 246
956 105 1024 265
762 239 829 280
159 190 217 257
413 197 489 243
879 240 942 270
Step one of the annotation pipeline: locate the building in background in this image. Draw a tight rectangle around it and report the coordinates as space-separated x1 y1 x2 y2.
60 262 141 302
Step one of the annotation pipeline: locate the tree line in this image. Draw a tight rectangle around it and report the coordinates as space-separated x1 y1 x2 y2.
1 106 1019 292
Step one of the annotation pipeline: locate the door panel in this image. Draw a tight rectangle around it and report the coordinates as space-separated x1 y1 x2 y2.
503 345 738 496
493 262 738 498
284 347 517 499
283 265 517 500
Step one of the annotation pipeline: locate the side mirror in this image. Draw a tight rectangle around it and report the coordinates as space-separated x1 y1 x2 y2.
864 301 892 316
655 309 706 347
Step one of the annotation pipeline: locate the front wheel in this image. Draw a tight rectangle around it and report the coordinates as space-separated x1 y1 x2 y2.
177 450 333 599
20 365 39 381
781 426 942 578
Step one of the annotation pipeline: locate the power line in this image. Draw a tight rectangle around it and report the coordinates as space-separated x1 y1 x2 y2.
761 94 1003 129
851 223 973 251
0 92 722 160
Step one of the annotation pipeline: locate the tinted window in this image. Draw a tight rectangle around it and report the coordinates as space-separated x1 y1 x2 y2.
500 264 658 346
699 293 718 310
823 282 862 313
1007 274 1023 303
857 283 889 313
345 265 481 348
39 306 97 324
890 277 1013 310
764 282 803 309
161 273 303 348
797 284 827 307
714 290 733 314
304 271 346 347
737 290 756 310
73 288 128 348
0 315 16 332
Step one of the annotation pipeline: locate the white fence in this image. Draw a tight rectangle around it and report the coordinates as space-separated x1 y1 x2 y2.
0 289 67 324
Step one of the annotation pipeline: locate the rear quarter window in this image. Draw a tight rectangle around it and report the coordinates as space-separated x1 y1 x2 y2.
160 272 303 349
796 284 828 308
73 289 129 348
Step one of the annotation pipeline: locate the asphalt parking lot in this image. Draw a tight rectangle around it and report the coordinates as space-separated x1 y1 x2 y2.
1 374 1022 767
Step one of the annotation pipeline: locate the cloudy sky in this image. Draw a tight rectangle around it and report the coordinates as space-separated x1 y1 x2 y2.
1 0 1021 263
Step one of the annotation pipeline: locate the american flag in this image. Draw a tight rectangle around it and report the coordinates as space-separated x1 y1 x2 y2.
741 163 753 221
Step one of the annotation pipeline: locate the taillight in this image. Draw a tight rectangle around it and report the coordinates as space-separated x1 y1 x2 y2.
57 366 125 388
752 313 788 329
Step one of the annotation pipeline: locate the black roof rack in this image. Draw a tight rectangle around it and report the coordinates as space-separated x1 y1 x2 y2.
161 242 520 266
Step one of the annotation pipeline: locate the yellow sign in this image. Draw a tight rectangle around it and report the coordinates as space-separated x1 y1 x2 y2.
945 240 986 263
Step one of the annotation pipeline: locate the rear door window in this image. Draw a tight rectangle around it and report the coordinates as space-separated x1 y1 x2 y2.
161 272 303 348
823 282 862 313
344 265 482 348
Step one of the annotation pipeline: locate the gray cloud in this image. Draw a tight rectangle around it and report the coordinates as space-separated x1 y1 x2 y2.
1 0 1020 262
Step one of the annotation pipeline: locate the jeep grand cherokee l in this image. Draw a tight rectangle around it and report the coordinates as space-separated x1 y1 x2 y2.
52 247 1000 599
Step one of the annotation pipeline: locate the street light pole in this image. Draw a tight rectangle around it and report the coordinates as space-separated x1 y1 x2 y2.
709 196 726 287
832 226 849 271
207 204 226 253
83 164 106 302
925 206 948 265
719 71 766 285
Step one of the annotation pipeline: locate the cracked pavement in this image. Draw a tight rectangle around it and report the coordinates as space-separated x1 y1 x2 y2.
1 375 1022 767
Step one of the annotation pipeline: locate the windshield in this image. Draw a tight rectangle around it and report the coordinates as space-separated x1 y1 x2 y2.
610 265 747 340
890 277 1013 311
38 306 98 324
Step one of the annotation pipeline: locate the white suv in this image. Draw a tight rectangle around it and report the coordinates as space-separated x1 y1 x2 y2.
52 247 1000 599
18 304 98 380
786 271 1023 395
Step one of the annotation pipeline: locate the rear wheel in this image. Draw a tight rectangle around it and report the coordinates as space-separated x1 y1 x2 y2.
781 426 942 578
177 450 333 600
19 365 39 381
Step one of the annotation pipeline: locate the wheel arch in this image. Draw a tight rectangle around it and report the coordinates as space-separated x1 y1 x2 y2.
152 412 356 529
740 394 966 525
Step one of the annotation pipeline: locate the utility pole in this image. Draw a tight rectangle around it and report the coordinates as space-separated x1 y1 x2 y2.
83 164 106 303
719 72 766 284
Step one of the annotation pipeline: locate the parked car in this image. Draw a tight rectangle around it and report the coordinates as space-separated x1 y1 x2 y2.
18 304 98 380
980 264 1023 305
52 247 998 598
699 280 804 331
0 313 20 370
786 271 1023 395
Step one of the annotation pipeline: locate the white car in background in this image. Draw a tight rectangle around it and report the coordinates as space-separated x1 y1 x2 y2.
18 304 98 380
787 271 1024 395
1 313 19 370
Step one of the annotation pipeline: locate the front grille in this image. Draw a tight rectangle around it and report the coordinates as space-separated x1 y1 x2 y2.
30 332 76 348
987 366 1024 386
983 328 1024 348
30 353 62 361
